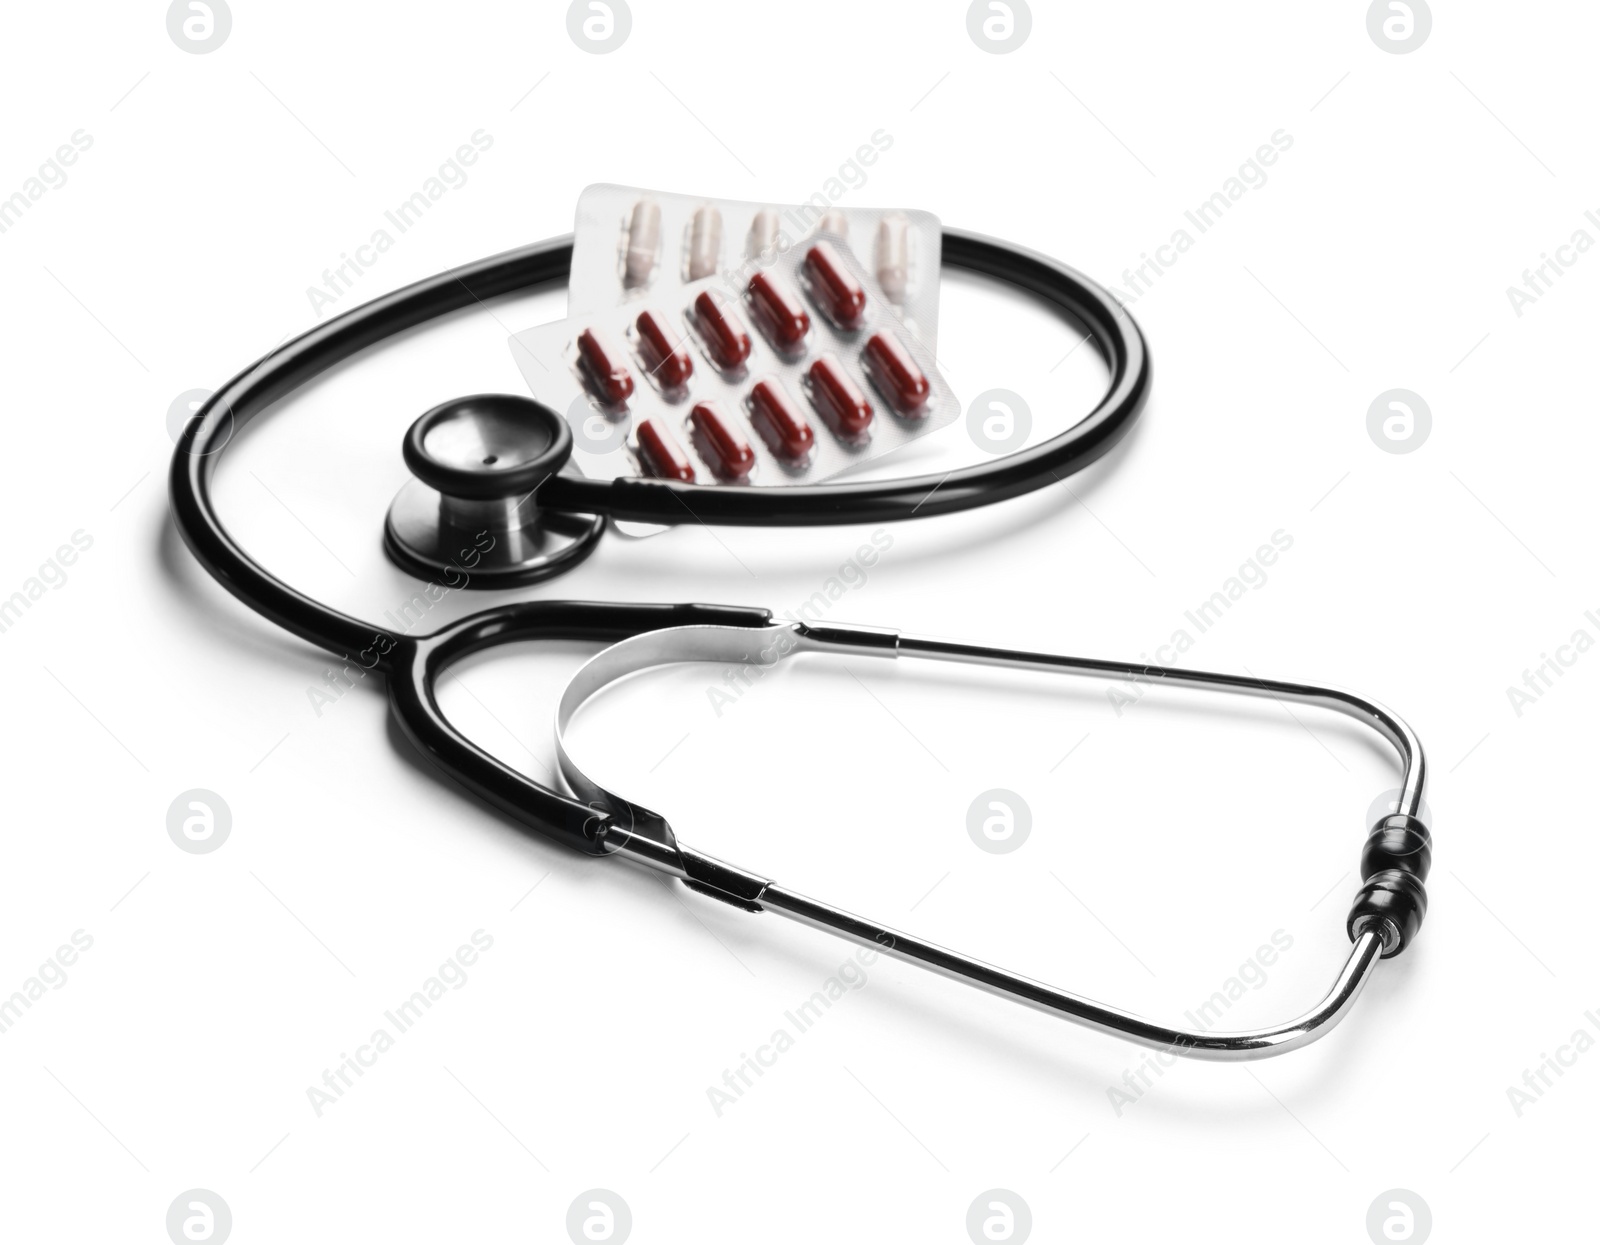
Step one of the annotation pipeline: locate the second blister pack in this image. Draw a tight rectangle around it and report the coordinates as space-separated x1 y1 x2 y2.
568 183 943 351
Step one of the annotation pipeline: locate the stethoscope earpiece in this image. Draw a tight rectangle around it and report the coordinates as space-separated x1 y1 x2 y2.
383 393 606 586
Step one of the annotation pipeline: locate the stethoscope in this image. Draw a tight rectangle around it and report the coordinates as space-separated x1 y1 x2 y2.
170 230 1431 1060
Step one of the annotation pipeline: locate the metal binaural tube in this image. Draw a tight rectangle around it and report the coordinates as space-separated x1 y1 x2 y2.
897 633 1428 821
552 620 1424 1059
757 883 1386 1061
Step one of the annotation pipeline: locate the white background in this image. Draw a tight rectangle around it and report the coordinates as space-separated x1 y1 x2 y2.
1 1 1594 1241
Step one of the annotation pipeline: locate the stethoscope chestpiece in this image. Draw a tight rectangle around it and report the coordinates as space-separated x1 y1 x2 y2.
384 394 605 587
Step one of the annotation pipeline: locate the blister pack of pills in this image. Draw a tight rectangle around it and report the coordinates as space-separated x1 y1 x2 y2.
568 183 943 351
510 236 958 488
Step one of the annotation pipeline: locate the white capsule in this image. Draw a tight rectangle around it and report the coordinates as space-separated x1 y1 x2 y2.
685 204 723 279
623 198 661 289
875 212 910 305
745 208 780 261
817 209 848 239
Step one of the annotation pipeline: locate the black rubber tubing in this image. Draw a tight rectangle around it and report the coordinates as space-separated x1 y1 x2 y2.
168 229 1150 852
392 599 774 853
170 229 1151 666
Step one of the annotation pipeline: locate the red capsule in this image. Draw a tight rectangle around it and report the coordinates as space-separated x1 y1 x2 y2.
746 271 811 353
806 355 874 441
634 309 693 390
688 401 756 481
635 417 695 482
747 379 816 465
691 290 753 372
576 327 634 406
802 241 868 331
862 330 931 416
